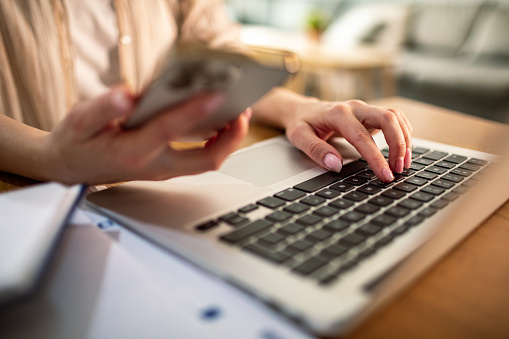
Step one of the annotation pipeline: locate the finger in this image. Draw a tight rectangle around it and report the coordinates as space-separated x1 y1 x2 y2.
127 92 225 153
154 110 250 178
286 121 344 173
331 112 395 182
386 108 413 169
65 87 134 141
356 105 408 174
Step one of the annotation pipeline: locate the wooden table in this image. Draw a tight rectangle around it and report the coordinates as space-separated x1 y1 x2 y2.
2 97 509 338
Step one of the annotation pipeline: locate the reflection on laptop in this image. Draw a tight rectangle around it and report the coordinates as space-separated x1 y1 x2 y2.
86 132 509 336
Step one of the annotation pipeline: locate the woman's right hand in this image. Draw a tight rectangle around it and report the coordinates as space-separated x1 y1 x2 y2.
42 87 249 185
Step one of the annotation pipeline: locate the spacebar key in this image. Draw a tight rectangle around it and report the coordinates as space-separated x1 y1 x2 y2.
220 220 272 244
294 160 368 193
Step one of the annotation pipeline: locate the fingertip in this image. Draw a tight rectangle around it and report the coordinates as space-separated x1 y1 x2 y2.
110 89 133 115
323 153 343 172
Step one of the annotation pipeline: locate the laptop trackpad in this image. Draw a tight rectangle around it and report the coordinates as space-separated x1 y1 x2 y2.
219 139 317 187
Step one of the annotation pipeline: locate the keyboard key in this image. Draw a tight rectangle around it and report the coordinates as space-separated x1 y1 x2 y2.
219 212 249 226
357 169 377 180
423 151 448 160
296 214 322 226
443 154 468 164
410 191 434 202
196 220 219 232
450 168 473 177
441 173 464 183
344 176 368 186
357 184 382 195
300 195 326 206
414 158 434 166
321 244 348 258
405 215 424 227
258 196 286 209
405 177 428 186
442 192 460 202
330 182 355 192
412 147 430 154
381 189 406 199
401 168 416 176
467 158 488 166
323 219 350 232
459 163 481 172
371 214 397 227
316 188 341 199
283 202 310 214
431 178 455 189
435 161 456 169
415 171 439 180
338 233 366 246
277 223 304 235
259 232 285 245
410 163 426 171
425 166 448 175
306 229 332 242
386 206 410 217
431 199 449 209
293 257 327 275
356 223 382 236
244 244 290 264
355 203 380 215
220 219 273 244
313 206 339 218
394 182 418 192
238 204 259 214
341 211 366 223
369 196 394 207
289 240 313 252
418 207 438 218
329 198 354 209
266 211 292 222
398 198 423 210
421 185 446 196
294 160 367 192
344 191 369 202
275 188 306 201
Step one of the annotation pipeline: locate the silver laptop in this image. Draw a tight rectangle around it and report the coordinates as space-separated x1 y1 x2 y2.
86 132 509 336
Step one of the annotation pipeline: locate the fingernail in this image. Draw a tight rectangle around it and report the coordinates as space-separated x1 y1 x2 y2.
395 157 404 173
111 90 132 113
323 153 343 172
405 147 412 169
203 94 225 113
382 166 394 182
244 107 253 121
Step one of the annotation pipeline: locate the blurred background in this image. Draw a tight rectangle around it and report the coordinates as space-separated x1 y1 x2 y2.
225 0 509 123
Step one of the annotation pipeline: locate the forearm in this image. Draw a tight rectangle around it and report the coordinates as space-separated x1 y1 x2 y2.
0 115 52 181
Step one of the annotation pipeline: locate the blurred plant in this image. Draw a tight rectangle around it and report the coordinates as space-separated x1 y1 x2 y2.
306 8 329 42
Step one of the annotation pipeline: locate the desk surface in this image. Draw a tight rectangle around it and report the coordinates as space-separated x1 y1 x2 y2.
1 97 509 338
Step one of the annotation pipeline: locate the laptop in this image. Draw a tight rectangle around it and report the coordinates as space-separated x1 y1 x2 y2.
86 131 509 336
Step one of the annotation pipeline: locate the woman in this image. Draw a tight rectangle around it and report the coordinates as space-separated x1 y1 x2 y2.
0 0 412 185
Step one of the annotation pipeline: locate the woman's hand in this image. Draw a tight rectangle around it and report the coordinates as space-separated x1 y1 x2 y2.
43 87 249 185
252 88 413 182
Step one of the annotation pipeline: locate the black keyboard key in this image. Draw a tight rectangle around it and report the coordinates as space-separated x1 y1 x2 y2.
394 182 418 192
294 160 367 192
454 186 469 195
371 214 397 227
412 147 430 154
341 211 366 223
401 168 416 176
300 195 326 206
277 223 304 235
398 198 423 210
431 199 449 209
221 220 273 244
322 244 348 258
289 240 313 252
467 158 488 166
259 232 285 245
356 223 382 236
421 185 446 196
266 211 292 222
323 219 350 232
283 202 310 214
258 196 286 209
330 182 355 192
450 168 473 177
293 257 327 275
357 184 382 195
459 163 481 172
418 207 438 218
441 173 464 183
443 192 460 202
431 178 455 189
344 191 369 202
357 169 377 180
381 189 406 199
296 214 321 226
386 206 410 217
306 229 332 242
415 171 439 180
423 151 448 160
244 244 290 264
369 196 394 207
338 233 366 246
219 212 249 226
344 176 369 186
329 198 354 209
410 163 426 171
238 204 259 214
443 154 468 164
370 179 394 188
410 191 434 202
316 188 341 199
405 177 428 186
355 203 380 215
414 158 434 166
196 220 219 232
406 215 424 227
435 161 456 169
275 188 306 201
314 206 339 218
425 166 448 175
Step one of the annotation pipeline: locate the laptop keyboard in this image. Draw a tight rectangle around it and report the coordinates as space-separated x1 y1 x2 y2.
196 147 489 286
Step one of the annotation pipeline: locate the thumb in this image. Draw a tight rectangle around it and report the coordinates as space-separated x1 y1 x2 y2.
288 124 343 173
66 87 134 141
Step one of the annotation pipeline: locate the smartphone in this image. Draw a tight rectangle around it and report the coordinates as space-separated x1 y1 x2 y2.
123 44 300 141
